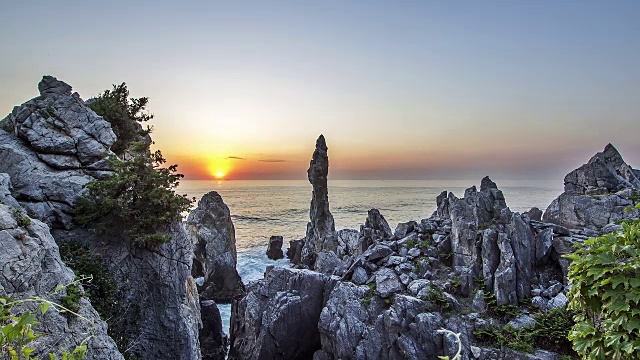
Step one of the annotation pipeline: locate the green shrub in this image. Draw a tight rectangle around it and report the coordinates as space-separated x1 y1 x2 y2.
61 283 82 314
75 142 193 246
87 83 152 155
533 307 576 354
363 283 376 306
12 208 31 227
565 219 640 359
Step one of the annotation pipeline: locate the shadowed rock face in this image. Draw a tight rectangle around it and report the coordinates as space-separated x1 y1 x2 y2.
187 191 243 303
228 267 336 360
543 144 640 232
301 135 337 267
0 175 123 360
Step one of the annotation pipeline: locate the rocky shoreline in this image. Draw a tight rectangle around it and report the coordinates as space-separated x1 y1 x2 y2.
1 76 639 359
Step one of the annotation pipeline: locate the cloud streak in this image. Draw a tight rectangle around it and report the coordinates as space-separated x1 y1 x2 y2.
226 156 246 160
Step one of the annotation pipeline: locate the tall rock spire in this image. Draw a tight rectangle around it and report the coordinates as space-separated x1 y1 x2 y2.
301 135 337 267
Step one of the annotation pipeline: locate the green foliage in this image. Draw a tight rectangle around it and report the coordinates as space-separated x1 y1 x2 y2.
362 283 377 306
1 286 90 360
60 284 82 314
12 209 31 227
46 106 56 118
474 325 535 353
58 242 120 319
565 222 640 359
422 286 450 310
87 83 152 155
533 307 576 354
405 239 417 248
75 142 193 246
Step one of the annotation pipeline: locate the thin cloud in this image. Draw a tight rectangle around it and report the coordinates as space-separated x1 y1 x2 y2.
226 156 246 160
259 159 287 163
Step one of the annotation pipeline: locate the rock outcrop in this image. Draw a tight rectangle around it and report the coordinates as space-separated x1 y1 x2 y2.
300 135 337 267
543 144 640 233
0 76 117 229
187 191 243 302
1 76 204 360
266 235 284 260
0 176 123 360
228 266 337 360
200 300 227 360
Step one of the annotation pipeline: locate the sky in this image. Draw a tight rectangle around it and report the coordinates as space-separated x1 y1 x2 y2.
1 1 639 180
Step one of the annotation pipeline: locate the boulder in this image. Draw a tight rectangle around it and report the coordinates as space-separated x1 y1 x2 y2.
229 267 336 360
200 300 227 360
266 235 284 260
543 144 640 232
287 239 305 264
301 135 337 267
0 179 123 360
187 191 243 302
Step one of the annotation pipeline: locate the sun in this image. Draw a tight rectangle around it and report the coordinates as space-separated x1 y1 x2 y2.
215 170 226 179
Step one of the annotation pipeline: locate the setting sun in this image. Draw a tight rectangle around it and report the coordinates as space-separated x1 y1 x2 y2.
215 170 225 179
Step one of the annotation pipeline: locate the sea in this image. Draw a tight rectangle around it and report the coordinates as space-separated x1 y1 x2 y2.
176 179 564 334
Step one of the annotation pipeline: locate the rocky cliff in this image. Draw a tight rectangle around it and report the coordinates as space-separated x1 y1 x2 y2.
0 76 204 359
187 191 243 303
543 144 640 233
0 174 123 360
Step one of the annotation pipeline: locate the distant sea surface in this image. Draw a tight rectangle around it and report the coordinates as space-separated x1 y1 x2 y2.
177 179 564 334
178 179 563 251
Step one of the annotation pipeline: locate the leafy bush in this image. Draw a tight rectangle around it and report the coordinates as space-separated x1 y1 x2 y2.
87 83 152 155
75 142 193 246
565 219 640 359
12 208 31 227
474 325 535 353
1 286 90 359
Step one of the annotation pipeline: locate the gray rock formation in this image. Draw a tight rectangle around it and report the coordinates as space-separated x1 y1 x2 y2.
1 76 204 360
187 191 243 302
301 135 337 267
200 300 227 360
1 76 116 170
0 177 123 360
229 266 336 360
266 235 284 260
287 238 304 264
543 144 640 232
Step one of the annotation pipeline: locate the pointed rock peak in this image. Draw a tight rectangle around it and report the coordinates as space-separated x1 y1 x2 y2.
601 143 624 161
316 134 327 151
480 176 498 192
38 75 72 96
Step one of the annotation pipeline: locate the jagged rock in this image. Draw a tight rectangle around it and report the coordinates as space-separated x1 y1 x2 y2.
336 228 361 258
543 144 640 232
54 223 203 360
229 266 336 360
364 244 393 262
266 235 284 260
548 293 569 310
200 300 227 360
435 191 450 218
0 180 123 360
394 221 418 239
526 207 543 221
494 232 518 306
507 315 536 330
301 135 337 267
535 228 554 265
351 266 369 285
375 268 404 298
1 76 115 169
287 238 305 264
315 250 343 276
364 208 393 239
187 191 243 302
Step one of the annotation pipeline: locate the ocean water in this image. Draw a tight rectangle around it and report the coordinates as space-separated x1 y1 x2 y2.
177 179 564 334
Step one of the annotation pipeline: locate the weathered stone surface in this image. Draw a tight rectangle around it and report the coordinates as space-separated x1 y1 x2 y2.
266 235 284 260
54 223 203 360
336 228 361 258
375 268 404 298
301 135 337 267
287 238 305 264
229 267 336 360
543 144 640 232
187 191 243 302
526 207 543 221
200 300 227 360
365 208 393 239
1 76 115 168
394 221 418 239
0 181 123 360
